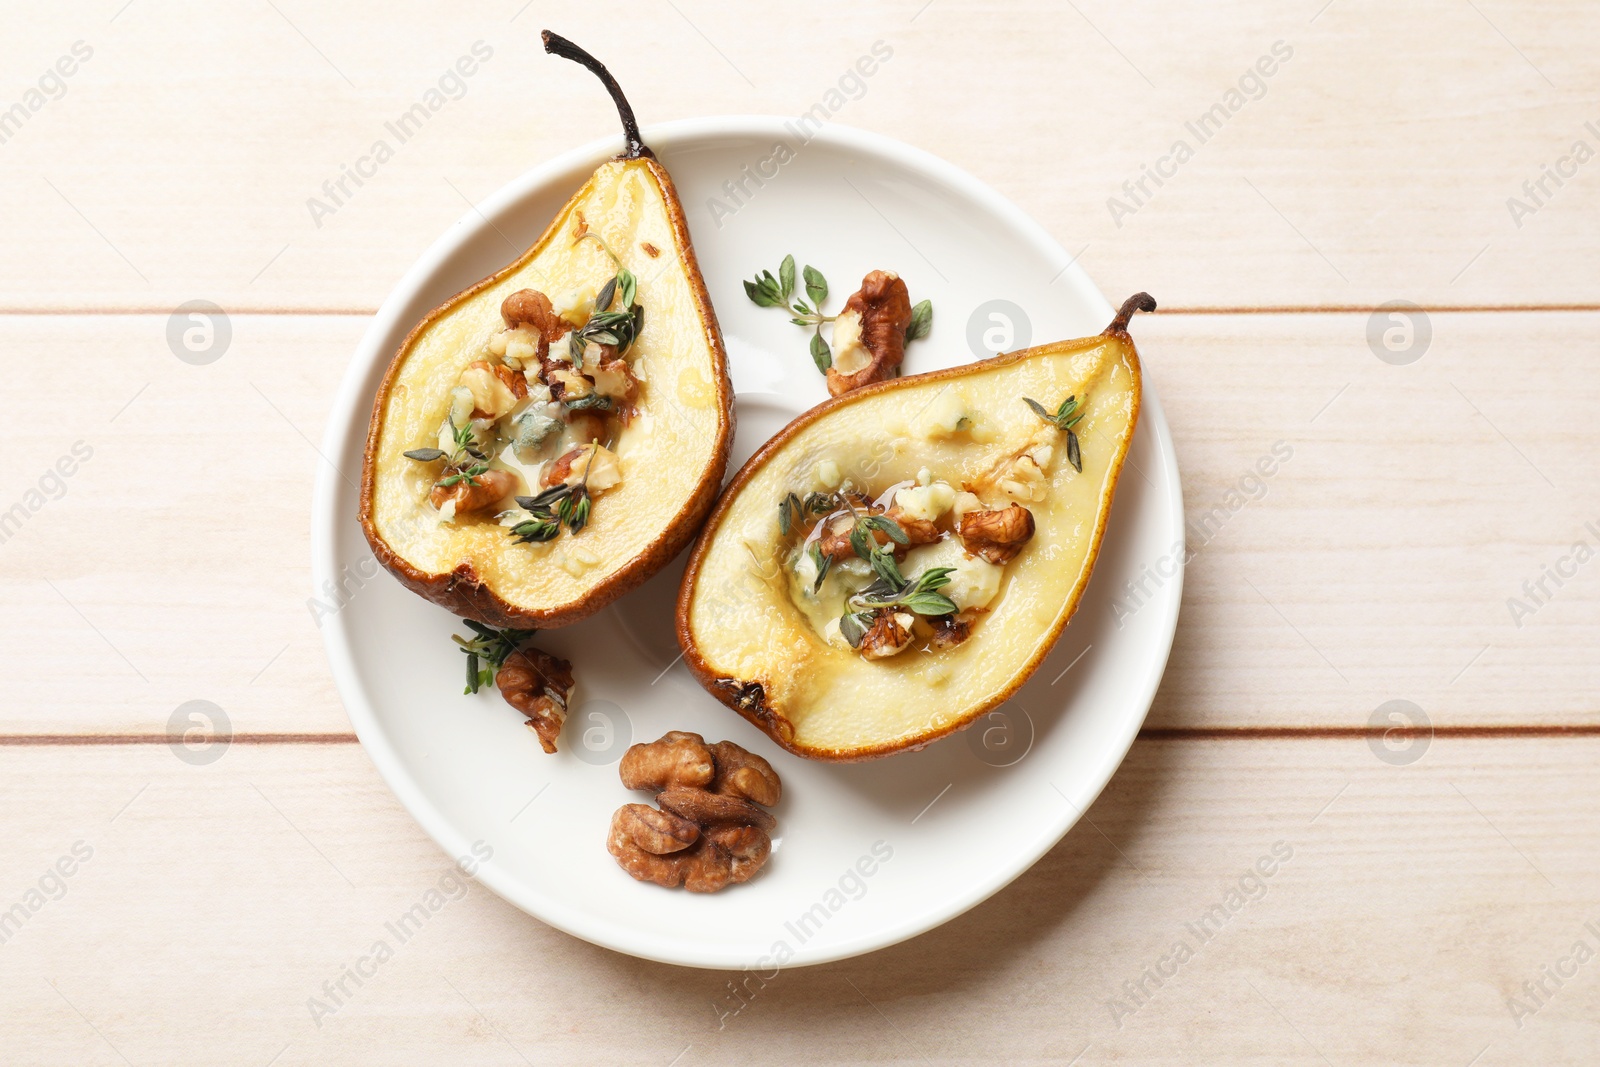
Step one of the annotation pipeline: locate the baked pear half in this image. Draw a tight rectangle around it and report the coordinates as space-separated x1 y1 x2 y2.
676 294 1154 761
361 33 732 628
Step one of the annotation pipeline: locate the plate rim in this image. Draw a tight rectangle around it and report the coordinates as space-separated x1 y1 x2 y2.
312 115 1185 969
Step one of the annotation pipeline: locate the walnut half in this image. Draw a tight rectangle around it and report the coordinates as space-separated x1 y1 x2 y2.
495 646 574 754
607 732 782 893
825 271 913 397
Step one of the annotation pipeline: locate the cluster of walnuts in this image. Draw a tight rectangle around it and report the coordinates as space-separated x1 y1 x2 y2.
607 731 782 893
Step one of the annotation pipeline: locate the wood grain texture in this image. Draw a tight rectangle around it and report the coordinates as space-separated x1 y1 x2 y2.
0 314 361 736
1135 310 1600 729
2 739 1596 1065
2 312 1593 735
0 1 1596 312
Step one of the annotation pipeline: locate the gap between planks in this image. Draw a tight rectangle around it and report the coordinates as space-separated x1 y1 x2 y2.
5 725 1600 747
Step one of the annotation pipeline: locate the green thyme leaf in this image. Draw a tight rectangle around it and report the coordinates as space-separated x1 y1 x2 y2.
862 515 908 545
566 492 591 533
744 274 784 308
899 591 959 617
810 332 832 372
839 611 873 648
510 518 560 544
869 544 905 590
779 254 795 301
595 275 618 313
779 492 802 537
909 566 954 594
563 394 616 413
617 269 637 310
849 523 873 561
403 448 447 462
853 577 899 605
803 265 828 307
743 279 775 307
809 541 832 593
517 486 570 510
905 299 933 343
1067 430 1082 473
1023 397 1053 422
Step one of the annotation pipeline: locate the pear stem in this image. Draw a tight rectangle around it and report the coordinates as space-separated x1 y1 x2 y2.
542 30 652 160
1107 292 1156 334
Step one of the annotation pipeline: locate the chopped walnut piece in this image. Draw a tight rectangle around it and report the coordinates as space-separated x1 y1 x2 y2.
501 288 570 347
491 362 529 400
494 645 574 754
459 361 521 421
429 469 518 516
883 505 940 547
543 444 621 492
814 494 885 561
958 504 1036 564
608 733 782 893
592 357 639 405
859 611 916 660
815 514 858 562
825 270 913 396
564 410 608 446
930 614 972 651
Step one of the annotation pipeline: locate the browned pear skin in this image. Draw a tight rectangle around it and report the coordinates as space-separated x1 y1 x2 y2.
675 294 1155 761
359 34 733 629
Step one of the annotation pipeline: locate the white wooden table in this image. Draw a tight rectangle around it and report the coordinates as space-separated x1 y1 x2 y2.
3 2 1598 1063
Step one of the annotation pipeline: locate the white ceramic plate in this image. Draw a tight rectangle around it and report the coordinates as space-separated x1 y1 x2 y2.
313 118 1183 970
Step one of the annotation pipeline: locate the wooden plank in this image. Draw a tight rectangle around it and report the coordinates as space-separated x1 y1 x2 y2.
1135 310 1600 730
0 314 364 736
1 737 1597 1064
2 310 1594 735
0 2 1596 312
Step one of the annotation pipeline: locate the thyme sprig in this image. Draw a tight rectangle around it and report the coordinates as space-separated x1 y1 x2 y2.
848 514 907 560
509 445 599 544
569 232 643 364
779 489 910 594
744 257 935 375
404 419 490 489
838 566 957 648
1024 394 1087 473
509 480 591 544
777 490 841 537
746 255 834 371
851 565 957 616
453 619 537 694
